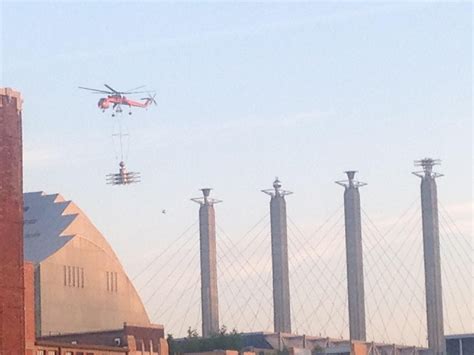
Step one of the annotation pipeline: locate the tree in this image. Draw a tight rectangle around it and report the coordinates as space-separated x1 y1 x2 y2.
168 325 243 355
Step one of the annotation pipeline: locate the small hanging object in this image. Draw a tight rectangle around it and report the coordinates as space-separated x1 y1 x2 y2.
106 161 141 185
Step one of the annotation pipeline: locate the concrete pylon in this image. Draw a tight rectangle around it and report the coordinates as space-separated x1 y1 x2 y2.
336 171 367 341
413 158 446 355
0 88 25 352
262 178 292 333
191 188 221 337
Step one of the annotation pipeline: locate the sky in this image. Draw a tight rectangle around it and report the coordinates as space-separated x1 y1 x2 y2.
1 0 472 344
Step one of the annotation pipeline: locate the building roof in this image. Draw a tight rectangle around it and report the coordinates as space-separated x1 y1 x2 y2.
37 323 165 350
24 192 73 263
446 333 474 339
241 332 274 349
23 191 117 264
240 332 428 354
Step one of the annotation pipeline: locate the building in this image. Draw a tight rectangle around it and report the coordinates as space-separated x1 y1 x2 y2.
240 332 474 355
0 87 26 353
446 334 474 355
22 260 168 354
20 195 169 354
240 332 431 355
36 323 168 354
23 191 150 336
21 194 170 354
175 332 433 355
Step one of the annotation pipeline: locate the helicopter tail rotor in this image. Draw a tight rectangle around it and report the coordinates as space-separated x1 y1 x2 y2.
142 93 157 106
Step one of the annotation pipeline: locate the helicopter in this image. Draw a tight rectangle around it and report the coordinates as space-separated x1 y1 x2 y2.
79 84 156 116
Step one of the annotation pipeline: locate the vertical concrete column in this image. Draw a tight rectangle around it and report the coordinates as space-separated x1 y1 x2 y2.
413 158 445 355
0 88 25 352
262 178 292 333
336 171 366 341
192 188 221 337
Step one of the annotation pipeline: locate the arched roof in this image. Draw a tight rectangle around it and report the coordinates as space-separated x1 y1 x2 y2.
23 191 119 264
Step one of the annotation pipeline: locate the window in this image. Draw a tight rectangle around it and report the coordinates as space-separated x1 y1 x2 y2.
114 271 118 292
72 266 76 287
36 351 45 355
64 265 84 288
47 351 56 355
106 271 118 292
65 352 73 355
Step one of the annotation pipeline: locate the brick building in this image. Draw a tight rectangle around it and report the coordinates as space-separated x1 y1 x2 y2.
23 256 167 355
0 87 26 353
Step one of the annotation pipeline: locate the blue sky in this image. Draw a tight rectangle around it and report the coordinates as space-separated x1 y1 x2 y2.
1 1 472 341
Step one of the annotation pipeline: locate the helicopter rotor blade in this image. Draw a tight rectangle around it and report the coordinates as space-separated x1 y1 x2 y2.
78 86 112 94
104 84 119 93
125 85 146 92
121 90 149 95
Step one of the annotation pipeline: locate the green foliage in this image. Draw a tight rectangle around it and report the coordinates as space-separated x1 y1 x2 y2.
168 333 177 355
187 327 199 338
311 345 322 355
168 326 243 355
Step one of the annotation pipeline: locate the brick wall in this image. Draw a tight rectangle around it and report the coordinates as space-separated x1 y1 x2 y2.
38 324 167 354
0 88 25 353
124 324 165 350
24 262 36 351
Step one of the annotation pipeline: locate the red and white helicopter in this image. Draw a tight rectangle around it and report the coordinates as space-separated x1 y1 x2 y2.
79 84 156 116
